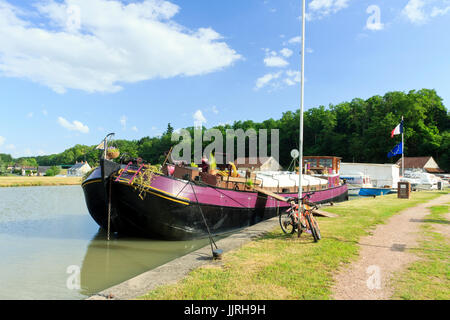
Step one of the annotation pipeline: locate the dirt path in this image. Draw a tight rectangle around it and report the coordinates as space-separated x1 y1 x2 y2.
332 193 450 300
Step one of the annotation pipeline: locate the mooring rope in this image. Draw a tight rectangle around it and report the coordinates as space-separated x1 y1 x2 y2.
107 176 112 241
188 181 218 255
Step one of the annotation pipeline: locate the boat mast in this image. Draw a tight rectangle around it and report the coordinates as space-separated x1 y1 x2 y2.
298 0 306 201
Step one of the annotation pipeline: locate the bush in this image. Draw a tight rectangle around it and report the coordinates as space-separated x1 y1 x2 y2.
45 166 61 177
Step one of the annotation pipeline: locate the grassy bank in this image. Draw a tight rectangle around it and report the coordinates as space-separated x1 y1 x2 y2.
0 176 82 187
391 204 450 300
140 190 449 300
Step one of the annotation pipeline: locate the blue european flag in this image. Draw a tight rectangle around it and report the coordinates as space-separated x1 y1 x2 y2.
387 142 403 158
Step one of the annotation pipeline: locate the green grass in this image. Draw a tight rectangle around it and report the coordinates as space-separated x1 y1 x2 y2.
0 176 81 187
391 204 450 300
140 190 449 300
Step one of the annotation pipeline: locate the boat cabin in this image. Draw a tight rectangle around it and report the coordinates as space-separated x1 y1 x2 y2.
302 156 342 188
302 156 341 175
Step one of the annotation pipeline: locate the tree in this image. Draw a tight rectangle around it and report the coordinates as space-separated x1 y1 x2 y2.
165 123 174 136
0 158 6 176
4 88 448 171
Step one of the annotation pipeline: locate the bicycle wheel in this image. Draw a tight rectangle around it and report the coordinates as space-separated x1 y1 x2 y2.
279 212 296 234
306 214 320 242
310 215 321 240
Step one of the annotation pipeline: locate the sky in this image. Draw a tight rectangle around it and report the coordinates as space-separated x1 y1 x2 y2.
0 0 449 158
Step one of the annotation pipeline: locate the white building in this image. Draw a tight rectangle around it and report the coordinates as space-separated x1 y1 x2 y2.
340 163 400 188
68 162 92 177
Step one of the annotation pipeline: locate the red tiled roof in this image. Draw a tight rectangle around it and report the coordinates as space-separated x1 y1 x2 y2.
396 157 433 168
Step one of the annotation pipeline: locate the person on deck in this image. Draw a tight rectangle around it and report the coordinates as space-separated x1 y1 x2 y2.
198 156 209 173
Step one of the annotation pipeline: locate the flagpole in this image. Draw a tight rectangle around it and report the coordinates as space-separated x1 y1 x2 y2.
401 116 404 177
298 0 305 202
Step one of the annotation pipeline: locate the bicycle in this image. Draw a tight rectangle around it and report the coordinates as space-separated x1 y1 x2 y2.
279 193 322 242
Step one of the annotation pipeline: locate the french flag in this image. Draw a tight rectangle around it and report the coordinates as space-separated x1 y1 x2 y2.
391 120 403 138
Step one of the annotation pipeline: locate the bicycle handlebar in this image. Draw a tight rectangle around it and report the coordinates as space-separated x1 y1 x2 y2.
287 192 315 204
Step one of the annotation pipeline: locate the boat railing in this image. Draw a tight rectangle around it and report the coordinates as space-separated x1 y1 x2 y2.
271 174 281 193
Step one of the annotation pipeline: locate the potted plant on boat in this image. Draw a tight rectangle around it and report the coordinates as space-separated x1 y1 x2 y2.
106 147 120 160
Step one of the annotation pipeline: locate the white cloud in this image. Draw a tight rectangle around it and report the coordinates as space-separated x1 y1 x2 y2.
287 36 301 45
402 0 450 24
431 4 450 17
57 116 89 133
264 56 289 68
356 32 369 40
402 0 427 24
42 109 48 116
366 21 384 31
280 48 293 58
211 105 219 114
131 126 138 132
0 0 241 94
308 0 350 20
27 112 33 118
255 70 302 91
262 48 291 68
0 137 15 152
255 71 282 90
120 115 127 130
284 70 301 86
193 109 207 125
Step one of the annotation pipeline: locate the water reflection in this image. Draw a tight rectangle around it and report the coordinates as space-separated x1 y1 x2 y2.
0 186 211 299
79 231 209 296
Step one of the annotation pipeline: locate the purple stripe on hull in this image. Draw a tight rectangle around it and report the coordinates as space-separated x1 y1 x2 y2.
85 167 348 208
149 174 348 208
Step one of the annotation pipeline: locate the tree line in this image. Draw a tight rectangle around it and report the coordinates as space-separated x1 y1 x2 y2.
1 88 448 174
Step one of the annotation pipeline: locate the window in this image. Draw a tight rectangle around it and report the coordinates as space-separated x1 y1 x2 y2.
319 158 332 168
304 158 317 168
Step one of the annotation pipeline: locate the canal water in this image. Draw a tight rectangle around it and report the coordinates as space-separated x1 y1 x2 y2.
0 186 211 300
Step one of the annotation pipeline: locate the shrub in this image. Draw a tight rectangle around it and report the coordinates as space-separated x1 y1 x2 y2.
45 166 61 177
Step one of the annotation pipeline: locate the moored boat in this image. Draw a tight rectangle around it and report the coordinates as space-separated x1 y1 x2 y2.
400 170 440 190
82 153 348 240
358 187 394 197
339 172 373 196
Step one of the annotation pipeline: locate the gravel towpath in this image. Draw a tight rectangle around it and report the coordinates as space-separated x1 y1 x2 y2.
332 193 450 300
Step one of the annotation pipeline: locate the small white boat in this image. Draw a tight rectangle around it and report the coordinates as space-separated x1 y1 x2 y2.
401 170 439 190
340 172 373 196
